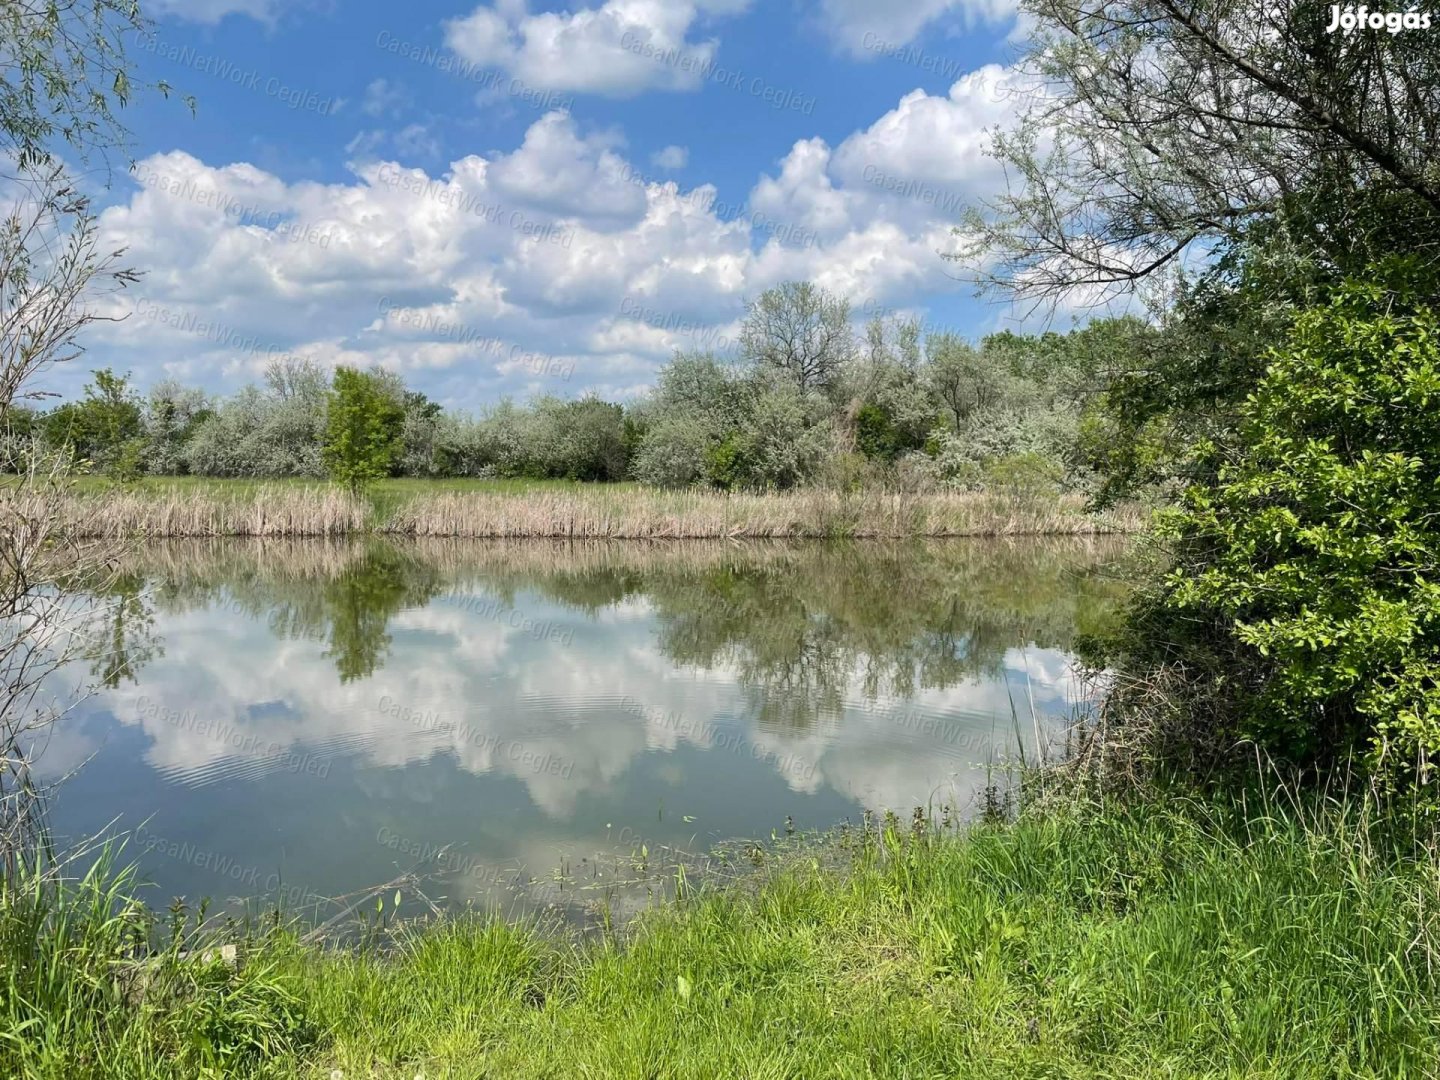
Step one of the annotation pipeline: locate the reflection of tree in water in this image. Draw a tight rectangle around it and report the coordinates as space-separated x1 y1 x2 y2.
639 543 1128 731
109 538 1129 714
76 572 161 689
318 547 445 682
436 540 1130 732
141 542 446 683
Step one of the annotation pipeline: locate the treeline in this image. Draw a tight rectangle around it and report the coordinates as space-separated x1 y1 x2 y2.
2 281 1158 496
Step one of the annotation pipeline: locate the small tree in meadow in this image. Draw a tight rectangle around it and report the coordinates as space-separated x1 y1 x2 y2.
322 367 404 496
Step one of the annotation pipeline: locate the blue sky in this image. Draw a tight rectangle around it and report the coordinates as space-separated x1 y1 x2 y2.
71 0 1064 411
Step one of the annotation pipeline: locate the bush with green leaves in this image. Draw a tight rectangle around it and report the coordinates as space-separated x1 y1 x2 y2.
726 377 830 490
143 380 213 476
648 351 754 428
182 362 330 478
854 401 918 462
529 396 630 481
627 354 751 489
183 390 327 478
853 318 934 445
42 369 145 479
1104 261 1440 793
924 407 1077 493
629 414 712 488
182 387 268 477
391 388 444 476
630 356 830 491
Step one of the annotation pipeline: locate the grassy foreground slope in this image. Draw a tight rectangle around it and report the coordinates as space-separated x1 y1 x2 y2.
8 793 1437 1079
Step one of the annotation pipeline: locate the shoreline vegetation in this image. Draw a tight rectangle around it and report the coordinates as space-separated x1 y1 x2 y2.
33 479 1145 539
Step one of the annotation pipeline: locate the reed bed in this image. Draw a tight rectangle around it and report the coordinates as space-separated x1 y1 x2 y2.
58 485 371 538
384 487 1140 538
52 483 1143 540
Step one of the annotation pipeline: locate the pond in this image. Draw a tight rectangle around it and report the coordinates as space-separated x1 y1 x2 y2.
35 538 1128 925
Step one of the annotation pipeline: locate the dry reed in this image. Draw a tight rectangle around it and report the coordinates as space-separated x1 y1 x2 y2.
383 488 1143 538
59 485 370 538
57 485 1144 539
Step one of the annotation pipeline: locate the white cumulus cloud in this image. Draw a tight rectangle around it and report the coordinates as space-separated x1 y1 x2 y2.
82 63 1032 409
444 0 751 98
805 0 1019 55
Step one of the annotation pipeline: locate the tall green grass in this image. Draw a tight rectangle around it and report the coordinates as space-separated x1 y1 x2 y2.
0 850 316 1077
4 791 1437 1078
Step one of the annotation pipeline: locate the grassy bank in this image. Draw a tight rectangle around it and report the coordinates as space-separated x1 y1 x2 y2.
7 791 1437 1078
25 476 1143 538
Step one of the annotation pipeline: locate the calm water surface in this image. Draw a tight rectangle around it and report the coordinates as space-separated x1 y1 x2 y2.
38 538 1127 922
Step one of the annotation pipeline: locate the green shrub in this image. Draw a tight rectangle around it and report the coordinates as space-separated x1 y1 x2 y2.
182 373 328 479
984 452 1064 496
729 381 829 491
703 432 748 490
142 381 213 476
1109 260 1440 792
853 401 919 462
630 415 712 488
531 396 629 481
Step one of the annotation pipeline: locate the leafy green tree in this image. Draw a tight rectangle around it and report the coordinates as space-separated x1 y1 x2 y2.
0 2 190 172
924 335 998 430
958 0 1440 507
322 367 404 495
739 282 854 394
1098 261 1440 791
43 368 144 479
648 352 753 429
0 1 190 420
